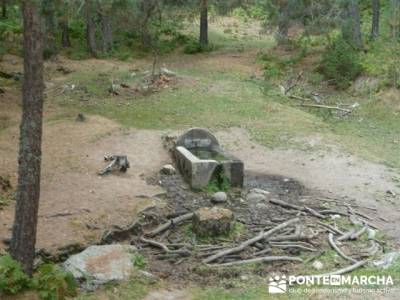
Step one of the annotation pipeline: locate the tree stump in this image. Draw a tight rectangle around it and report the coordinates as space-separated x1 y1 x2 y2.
192 207 234 237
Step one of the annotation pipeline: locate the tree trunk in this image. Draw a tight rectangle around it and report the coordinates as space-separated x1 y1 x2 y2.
370 0 380 39
199 0 208 46
276 0 290 45
10 0 44 276
341 0 363 50
1 0 6 19
389 0 400 39
42 0 58 59
85 0 97 57
60 18 71 48
100 14 113 53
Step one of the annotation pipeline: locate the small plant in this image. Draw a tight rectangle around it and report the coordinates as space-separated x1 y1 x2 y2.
318 37 363 89
132 254 147 270
32 264 77 300
0 254 30 295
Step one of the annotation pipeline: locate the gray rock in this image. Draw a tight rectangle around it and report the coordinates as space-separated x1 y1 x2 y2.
372 252 400 270
211 191 228 203
249 188 270 196
138 270 159 284
161 164 176 175
246 192 267 203
63 245 137 286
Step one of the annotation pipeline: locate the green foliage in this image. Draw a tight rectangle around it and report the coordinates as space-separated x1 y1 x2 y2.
132 254 147 270
0 255 30 295
318 38 364 89
183 37 215 54
32 264 77 300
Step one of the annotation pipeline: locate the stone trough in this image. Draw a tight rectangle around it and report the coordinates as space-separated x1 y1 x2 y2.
174 128 244 189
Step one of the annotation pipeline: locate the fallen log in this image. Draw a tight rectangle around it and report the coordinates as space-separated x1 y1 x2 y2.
146 212 194 237
207 256 303 267
298 103 352 114
202 217 299 264
269 199 326 219
313 260 368 277
328 233 357 263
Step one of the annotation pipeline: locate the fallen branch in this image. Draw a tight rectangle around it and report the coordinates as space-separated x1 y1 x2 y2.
270 243 316 252
140 237 191 256
313 260 368 277
328 233 357 263
298 103 352 113
207 256 303 267
146 212 194 237
202 218 299 264
317 221 344 235
269 199 326 219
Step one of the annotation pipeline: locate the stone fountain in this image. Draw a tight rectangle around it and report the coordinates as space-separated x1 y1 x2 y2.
174 128 244 189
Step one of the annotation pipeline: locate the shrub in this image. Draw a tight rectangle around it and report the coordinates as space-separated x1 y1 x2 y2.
32 264 77 300
0 255 30 295
318 38 364 89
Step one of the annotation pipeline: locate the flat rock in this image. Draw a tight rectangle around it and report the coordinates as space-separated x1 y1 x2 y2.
63 245 137 286
211 191 228 203
246 192 267 203
193 207 234 236
161 164 176 175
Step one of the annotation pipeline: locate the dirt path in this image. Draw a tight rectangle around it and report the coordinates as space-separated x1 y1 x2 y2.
0 116 169 252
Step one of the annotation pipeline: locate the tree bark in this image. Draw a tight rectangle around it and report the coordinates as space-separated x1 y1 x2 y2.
276 0 290 45
341 0 363 50
10 0 44 276
60 18 71 48
100 14 113 53
42 0 58 59
1 0 6 19
85 0 97 57
370 0 380 39
389 0 400 39
199 0 208 46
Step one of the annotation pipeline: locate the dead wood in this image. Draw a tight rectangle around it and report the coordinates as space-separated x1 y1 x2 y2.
202 218 300 264
313 260 368 277
140 237 191 256
270 243 317 252
98 155 130 176
208 256 303 267
298 103 352 113
269 199 326 219
146 212 194 237
328 233 357 263
317 221 344 235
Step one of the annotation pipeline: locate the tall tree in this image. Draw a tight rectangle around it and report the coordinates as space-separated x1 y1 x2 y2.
1 0 6 19
60 17 72 48
341 0 363 49
389 0 400 39
10 0 44 276
42 0 58 59
276 0 290 45
199 0 208 46
85 0 97 56
371 0 380 39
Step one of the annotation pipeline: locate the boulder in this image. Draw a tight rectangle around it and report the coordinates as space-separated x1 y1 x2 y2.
161 164 177 175
63 245 137 286
246 188 271 203
211 191 228 203
192 207 234 237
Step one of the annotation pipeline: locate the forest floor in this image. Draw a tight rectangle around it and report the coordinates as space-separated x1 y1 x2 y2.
1 17 400 299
